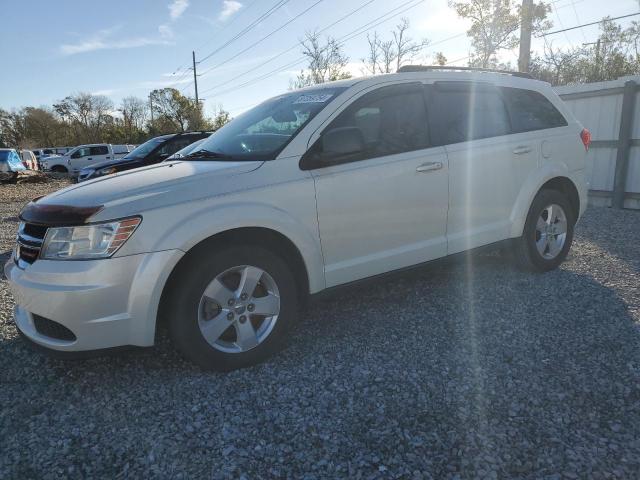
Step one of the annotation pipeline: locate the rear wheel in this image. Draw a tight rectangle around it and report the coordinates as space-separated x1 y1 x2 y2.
513 189 575 272
167 245 298 371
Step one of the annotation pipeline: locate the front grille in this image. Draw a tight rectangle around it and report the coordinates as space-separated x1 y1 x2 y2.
16 222 47 265
33 315 76 341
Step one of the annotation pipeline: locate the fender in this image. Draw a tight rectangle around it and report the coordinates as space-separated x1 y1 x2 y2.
509 162 578 238
142 200 326 294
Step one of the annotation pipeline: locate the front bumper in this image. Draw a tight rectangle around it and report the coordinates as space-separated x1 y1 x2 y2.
4 250 183 352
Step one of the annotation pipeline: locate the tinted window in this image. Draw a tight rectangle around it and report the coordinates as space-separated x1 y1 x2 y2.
158 137 197 157
428 83 511 145
501 87 567 133
90 146 109 155
319 83 429 162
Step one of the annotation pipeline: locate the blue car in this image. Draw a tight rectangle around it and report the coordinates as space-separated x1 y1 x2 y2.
0 148 26 182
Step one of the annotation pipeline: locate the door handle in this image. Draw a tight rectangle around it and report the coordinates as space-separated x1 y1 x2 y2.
513 146 532 155
416 161 443 173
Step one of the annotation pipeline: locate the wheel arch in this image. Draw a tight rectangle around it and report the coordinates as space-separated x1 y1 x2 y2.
156 226 312 334
510 166 581 238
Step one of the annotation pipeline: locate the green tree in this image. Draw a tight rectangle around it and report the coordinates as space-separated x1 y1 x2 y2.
450 0 550 68
530 19 640 85
149 88 204 133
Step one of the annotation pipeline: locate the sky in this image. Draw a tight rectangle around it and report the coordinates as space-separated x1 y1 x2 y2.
0 0 638 118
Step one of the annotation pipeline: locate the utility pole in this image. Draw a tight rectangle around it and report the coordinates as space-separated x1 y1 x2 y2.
595 38 602 81
192 50 199 106
518 0 534 72
149 93 154 124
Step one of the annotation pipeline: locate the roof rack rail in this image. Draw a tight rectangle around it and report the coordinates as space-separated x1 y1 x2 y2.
397 65 534 79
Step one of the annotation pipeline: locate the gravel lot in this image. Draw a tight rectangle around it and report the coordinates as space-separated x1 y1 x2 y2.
1 181 639 479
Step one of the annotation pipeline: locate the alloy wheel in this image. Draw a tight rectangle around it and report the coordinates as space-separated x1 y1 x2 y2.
197 265 281 353
534 203 568 260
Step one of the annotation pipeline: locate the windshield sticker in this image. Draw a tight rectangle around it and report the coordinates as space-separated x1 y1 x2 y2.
293 93 334 104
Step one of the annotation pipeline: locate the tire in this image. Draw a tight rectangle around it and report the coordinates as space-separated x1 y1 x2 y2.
512 189 576 272
51 165 68 173
167 245 298 371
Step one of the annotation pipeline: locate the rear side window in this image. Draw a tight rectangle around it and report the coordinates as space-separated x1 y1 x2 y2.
326 83 430 160
501 87 567 133
90 146 109 155
427 83 510 145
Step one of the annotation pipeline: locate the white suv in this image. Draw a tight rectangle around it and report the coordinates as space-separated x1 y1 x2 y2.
6 67 589 370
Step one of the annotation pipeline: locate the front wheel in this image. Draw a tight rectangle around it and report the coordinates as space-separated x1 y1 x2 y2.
167 245 298 371
51 165 68 173
512 189 575 272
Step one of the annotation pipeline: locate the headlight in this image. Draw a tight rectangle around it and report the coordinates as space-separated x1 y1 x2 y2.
41 217 141 260
95 166 118 177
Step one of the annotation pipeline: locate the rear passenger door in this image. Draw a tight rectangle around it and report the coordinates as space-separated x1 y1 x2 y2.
89 145 111 165
427 81 538 253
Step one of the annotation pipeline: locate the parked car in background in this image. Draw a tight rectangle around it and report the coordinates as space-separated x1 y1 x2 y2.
41 144 134 174
166 137 208 160
6 68 588 370
32 148 57 160
0 148 26 182
20 150 39 170
78 132 211 182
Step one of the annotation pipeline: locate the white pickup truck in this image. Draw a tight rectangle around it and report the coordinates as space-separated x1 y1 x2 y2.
41 144 134 174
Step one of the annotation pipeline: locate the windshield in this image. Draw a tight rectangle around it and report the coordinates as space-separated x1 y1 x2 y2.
189 87 346 161
123 137 167 159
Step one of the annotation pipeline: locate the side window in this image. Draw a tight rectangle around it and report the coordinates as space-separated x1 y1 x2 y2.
90 146 109 156
427 83 511 145
501 87 567 133
71 147 90 158
314 84 430 163
160 137 194 156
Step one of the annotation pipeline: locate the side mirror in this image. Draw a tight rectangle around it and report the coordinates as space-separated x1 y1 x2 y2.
321 127 365 157
300 126 366 170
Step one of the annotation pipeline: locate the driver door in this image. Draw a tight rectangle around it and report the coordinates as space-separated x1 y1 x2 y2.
303 83 449 287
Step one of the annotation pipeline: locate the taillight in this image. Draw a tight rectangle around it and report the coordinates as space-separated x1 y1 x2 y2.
580 128 591 151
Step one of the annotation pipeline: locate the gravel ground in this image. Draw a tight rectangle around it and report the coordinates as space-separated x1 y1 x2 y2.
1 181 639 479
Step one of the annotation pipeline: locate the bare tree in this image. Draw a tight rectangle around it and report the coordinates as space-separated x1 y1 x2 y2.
449 0 550 68
434 52 448 65
119 96 148 142
362 18 429 74
53 93 114 142
293 32 351 88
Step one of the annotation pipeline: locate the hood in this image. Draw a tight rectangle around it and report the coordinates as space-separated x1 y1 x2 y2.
82 157 139 171
34 160 264 222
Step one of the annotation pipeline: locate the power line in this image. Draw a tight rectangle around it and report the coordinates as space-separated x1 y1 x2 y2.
164 0 262 89
193 0 261 53
200 0 426 98
198 0 291 64
196 0 380 94
198 0 325 78
540 12 640 36
200 0 424 97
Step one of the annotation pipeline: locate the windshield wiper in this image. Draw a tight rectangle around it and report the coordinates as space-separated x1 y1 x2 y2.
182 149 235 160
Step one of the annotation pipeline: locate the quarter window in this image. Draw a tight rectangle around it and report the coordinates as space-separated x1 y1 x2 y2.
427 83 511 145
320 83 430 161
501 87 567 133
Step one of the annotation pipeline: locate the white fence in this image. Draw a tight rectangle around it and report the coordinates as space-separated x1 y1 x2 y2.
555 76 640 209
